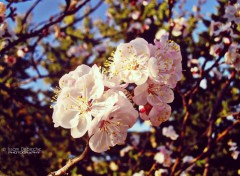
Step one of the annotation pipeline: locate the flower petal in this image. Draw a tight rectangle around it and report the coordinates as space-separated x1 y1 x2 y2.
71 112 92 138
52 103 79 129
133 83 148 105
89 129 112 153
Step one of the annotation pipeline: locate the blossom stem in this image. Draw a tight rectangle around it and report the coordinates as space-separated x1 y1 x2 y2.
48 140 90 176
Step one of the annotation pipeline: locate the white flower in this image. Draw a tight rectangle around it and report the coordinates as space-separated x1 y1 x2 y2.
110 38 150 85
180 171 188 176
109 161 118 171
228 140 239 160
139 103 171 127
88 90 138 153
225 43 240 71
154 146 172 167
155 29 168 40
130 11 140 20
143 18 152 30
59 65 104 92
128 22 143 32
155 169 168 176
133 170 145 176
223 2 240 24
148 38 182 88
59 64 91 88
232 151 239 160
182 155 194 163
162 125 179 140
52 65 108 138
17 49 26 58
133 80 174 106
154 152 165 163
102 73 128 90
0 22 8 37
67 44 89 58
172 17 189 37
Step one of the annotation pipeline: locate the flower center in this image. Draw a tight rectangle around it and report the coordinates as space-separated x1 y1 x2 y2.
99 118 129 143
64 93 92 115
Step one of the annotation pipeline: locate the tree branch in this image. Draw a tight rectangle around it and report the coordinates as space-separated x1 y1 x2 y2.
174 70 236 176
0 0 90 56
48 139 90 176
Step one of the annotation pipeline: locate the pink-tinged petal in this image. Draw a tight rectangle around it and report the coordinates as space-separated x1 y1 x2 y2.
75 74 103 100
103 74 127 89
167 75 178 88
120 70 148 85
71 112 92 138
120 70 147 84
147 94 164 106
148 57 158 78
158 58 174 72
52 103 79 129
89 90 138 152
115 91 138 127
59 65 91 88
133 83 148 105
114 107 138 128
91 100 117 119
134 71 148 85
89 65 104 99
91 90 119 118
115 43 136 60
130 38 150 57
59 74 76 88
149 104 171 127
111 131 127 145
88 116 101 137
148 44 157 57
89 129 112 153
74 64 91 78
152 85 174 104
173 59 182 80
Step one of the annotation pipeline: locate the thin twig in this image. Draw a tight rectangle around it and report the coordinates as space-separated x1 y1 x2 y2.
174 71 236 176
48 140 90 176
21 0 42 33
0 0 90 56
61 0 104 30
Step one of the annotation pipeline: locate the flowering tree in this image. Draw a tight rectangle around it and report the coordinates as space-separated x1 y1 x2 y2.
0 0 239 176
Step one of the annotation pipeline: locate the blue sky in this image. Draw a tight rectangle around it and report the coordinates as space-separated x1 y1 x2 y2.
2 0 218 24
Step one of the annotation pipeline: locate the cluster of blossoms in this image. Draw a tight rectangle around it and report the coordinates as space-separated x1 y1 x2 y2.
171 17 189 37
52 35 182 153
1 2 25 64
209 1 240 71
162 125 179 140
133 153 194 176
223 0 240 25
228 140 239 160
154 146 172 167
67 44 89 58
